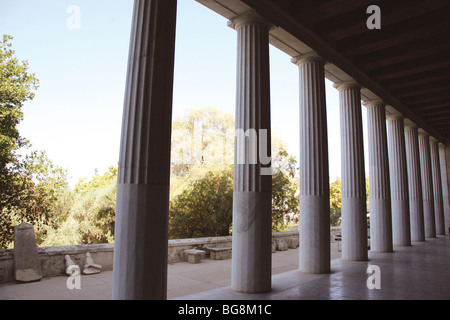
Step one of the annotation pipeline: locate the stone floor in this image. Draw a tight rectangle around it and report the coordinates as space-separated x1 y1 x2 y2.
176 235 450 300
1 237 449 300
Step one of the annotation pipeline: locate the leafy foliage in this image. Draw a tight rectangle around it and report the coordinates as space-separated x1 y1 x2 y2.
169 108 300 238
169 165 233 239
329 177 342 226
0 35 342 247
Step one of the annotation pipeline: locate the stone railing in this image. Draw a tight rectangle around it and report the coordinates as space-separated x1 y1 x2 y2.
0 227 342 284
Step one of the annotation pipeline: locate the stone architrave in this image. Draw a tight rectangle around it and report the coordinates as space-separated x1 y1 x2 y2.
13 222 42 282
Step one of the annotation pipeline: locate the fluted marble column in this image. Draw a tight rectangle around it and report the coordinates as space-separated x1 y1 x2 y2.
430 137 445 235
404 124 425 242
438 143 450 233
365 100 393 252
112 0 177 300
334 81 368 261
418 130 436 238
387 114 411 246
228 13 272 293
292 53 330 273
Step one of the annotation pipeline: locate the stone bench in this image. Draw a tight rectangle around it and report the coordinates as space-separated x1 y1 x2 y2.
206 247 232 260
184 249 205 264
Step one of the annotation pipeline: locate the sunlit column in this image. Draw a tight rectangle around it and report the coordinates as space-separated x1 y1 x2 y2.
228 12 272 293
292 52 330 273
418 129 436 238
334 81 368 261
112 0 177 300
404 123 425 242
365 100 393 252
387 113 411 246
430 137 445 235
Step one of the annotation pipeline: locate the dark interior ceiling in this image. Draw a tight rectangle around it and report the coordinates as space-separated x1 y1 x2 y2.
242 0 450 142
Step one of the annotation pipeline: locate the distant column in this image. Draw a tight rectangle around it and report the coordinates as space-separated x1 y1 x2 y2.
334 81 368 261
365 100 393 252
418 130 436 238
387 113 411 246
438 143 450 233
228 12 272 293
404 123 425 242
430 137 445 235
112 0 177 300
292 52 330 273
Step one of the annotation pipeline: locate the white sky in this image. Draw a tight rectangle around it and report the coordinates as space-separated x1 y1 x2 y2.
0 0 369 186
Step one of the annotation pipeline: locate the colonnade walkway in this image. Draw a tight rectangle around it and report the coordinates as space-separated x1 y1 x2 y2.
177 235 450 300
1 236 449 300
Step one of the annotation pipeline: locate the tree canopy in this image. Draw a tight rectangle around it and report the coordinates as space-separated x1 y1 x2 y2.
0 34 344 247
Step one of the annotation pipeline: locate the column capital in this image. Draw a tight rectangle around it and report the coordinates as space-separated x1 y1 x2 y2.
291 51 325 66
363 99 385 108
404 119 418 129
386 111 404 121
333 79 361 91
429 136 439 143
418 128 430 137
227 10 272 30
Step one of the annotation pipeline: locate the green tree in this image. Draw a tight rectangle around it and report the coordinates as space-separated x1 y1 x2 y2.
169 164 233 239
171 107 234 176
271 144 299 230
329 177 342 226
169 108 300 238
42 167 118 246
0 150 70 248
0 35 39 211
0 35 70 248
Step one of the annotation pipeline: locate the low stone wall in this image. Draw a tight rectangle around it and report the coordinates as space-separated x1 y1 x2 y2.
0 228 342 284
0 243 114 284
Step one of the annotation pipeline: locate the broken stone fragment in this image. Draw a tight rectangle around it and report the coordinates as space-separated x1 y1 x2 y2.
65 255 79 276
82 252 102 274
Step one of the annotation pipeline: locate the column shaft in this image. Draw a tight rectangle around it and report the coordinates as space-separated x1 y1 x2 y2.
229 14 272 293
430 138 445 235
335 81 368 261
365 101 393 252
418 131 436 238
387 115 411 246
439 143 450 233
293 53 330 273
112 0 177 300
404 125 425 241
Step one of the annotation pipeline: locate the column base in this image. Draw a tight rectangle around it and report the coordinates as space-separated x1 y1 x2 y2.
112 183 169 300
299 195 331 273
231 191 272 293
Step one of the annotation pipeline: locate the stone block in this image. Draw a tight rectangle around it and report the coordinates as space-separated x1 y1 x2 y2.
13 222 42 282
184 249 205 264
207 247 231 260
288 237 299 249
275 239 288 251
